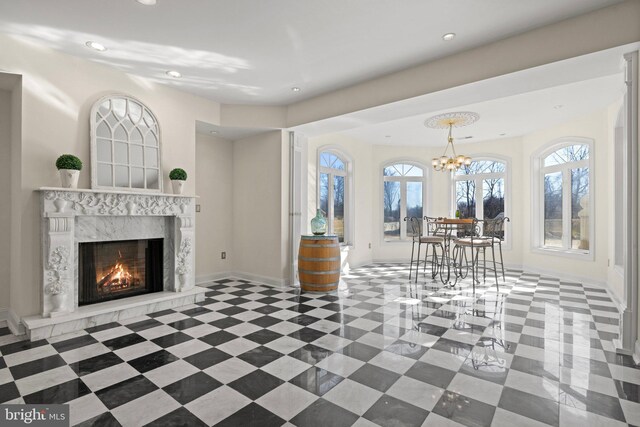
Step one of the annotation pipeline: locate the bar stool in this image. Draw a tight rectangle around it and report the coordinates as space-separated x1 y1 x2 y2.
453 218 499 292
421 216 446 280
405 217 445 283
481 214 510 281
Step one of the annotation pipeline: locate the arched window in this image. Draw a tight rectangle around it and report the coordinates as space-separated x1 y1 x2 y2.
534 139 593 255
383 162 425 241
318 150 350 243
90 95 162 191
453 159 506 220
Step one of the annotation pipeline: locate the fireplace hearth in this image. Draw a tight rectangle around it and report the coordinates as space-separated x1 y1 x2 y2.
79 238 163 305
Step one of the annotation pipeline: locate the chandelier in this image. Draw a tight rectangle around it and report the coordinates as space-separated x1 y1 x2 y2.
425 112 479 172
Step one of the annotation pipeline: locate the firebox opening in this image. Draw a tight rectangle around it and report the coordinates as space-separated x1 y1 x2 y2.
79 238 163 306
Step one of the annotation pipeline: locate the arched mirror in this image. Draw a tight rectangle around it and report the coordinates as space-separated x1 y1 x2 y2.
90 95 162 192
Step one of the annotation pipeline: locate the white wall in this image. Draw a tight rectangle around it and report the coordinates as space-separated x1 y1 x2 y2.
607 99 625 305
0 34 221 320
232 130 289 284
195 133 233 280
0 89 11 313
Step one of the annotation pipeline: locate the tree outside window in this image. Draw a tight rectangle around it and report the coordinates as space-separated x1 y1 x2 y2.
453 159 506 226
383 163 425 241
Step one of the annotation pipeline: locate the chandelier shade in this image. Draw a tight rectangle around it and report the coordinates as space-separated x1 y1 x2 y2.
425 112 479 172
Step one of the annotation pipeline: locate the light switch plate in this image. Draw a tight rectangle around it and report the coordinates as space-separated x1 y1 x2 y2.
196 204 201 212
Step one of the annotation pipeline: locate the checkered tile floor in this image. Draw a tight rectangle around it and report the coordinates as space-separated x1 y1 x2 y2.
1 263 639 426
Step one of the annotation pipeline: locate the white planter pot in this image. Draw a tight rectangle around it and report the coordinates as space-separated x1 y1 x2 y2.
59 169 80 189
171 180 185 195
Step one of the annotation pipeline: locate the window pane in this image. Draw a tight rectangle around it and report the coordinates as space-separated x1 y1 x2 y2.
114 142 128 164
483 178 504 219
320 152 332 168
131 167 144 188
571 167 589 250
456 160 505 175
319 173 329 219
383 166 401 177
544 171 563 247
129 101 142 123
334 175 345 243
456 180 475 218
146 169 159 190
544 144 589 166
406 181 423 237
402 164 423 177
383 181 401 241
131 145 143 166
97 139 112 162
114 165 129 187
97 163 112 187
145 147 158 168
114 124 127 141
332 157 345 170
320 152 345 171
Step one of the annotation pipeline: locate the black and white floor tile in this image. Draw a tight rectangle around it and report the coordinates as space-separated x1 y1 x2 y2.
1 263 639 426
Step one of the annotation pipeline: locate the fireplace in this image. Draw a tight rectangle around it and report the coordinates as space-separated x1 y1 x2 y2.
78 238 164 306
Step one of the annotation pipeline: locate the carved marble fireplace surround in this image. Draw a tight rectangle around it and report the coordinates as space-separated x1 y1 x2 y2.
22 188 205 340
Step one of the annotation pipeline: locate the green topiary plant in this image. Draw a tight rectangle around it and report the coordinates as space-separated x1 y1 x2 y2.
55 154 83 171
169 168 187 181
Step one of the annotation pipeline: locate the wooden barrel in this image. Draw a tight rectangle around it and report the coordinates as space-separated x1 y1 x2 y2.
298 235 340 292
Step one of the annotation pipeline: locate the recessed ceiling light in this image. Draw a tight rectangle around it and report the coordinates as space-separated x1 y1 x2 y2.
166 70 182 78
136 0 157 5
554 104 563 109
442 33 456 41
85 41 107 52
499 133 506 136
385 135 391 138
291 87 301 92
210 130 218 135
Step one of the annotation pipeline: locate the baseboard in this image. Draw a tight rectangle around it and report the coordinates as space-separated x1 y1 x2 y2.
519 263 607 287
196 272 234 285
195 270 290 288
231 271 290 288
7 309 26 336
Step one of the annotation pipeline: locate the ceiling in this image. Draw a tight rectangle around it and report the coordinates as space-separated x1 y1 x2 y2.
0 0 626 106
298 43 634 144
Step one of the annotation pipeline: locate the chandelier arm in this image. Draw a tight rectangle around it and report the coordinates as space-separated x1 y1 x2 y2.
449 124 458 158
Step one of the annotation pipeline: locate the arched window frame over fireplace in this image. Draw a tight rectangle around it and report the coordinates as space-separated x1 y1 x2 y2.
90 94 163 192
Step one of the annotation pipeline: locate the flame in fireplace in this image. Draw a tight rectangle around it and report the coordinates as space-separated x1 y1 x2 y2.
110 263 132 284
98 260 139 293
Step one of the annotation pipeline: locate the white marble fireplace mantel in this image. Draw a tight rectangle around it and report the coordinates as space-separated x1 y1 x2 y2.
25 187 205 340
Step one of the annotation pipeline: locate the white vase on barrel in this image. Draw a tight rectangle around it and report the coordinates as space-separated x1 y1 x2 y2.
310 209 327 235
